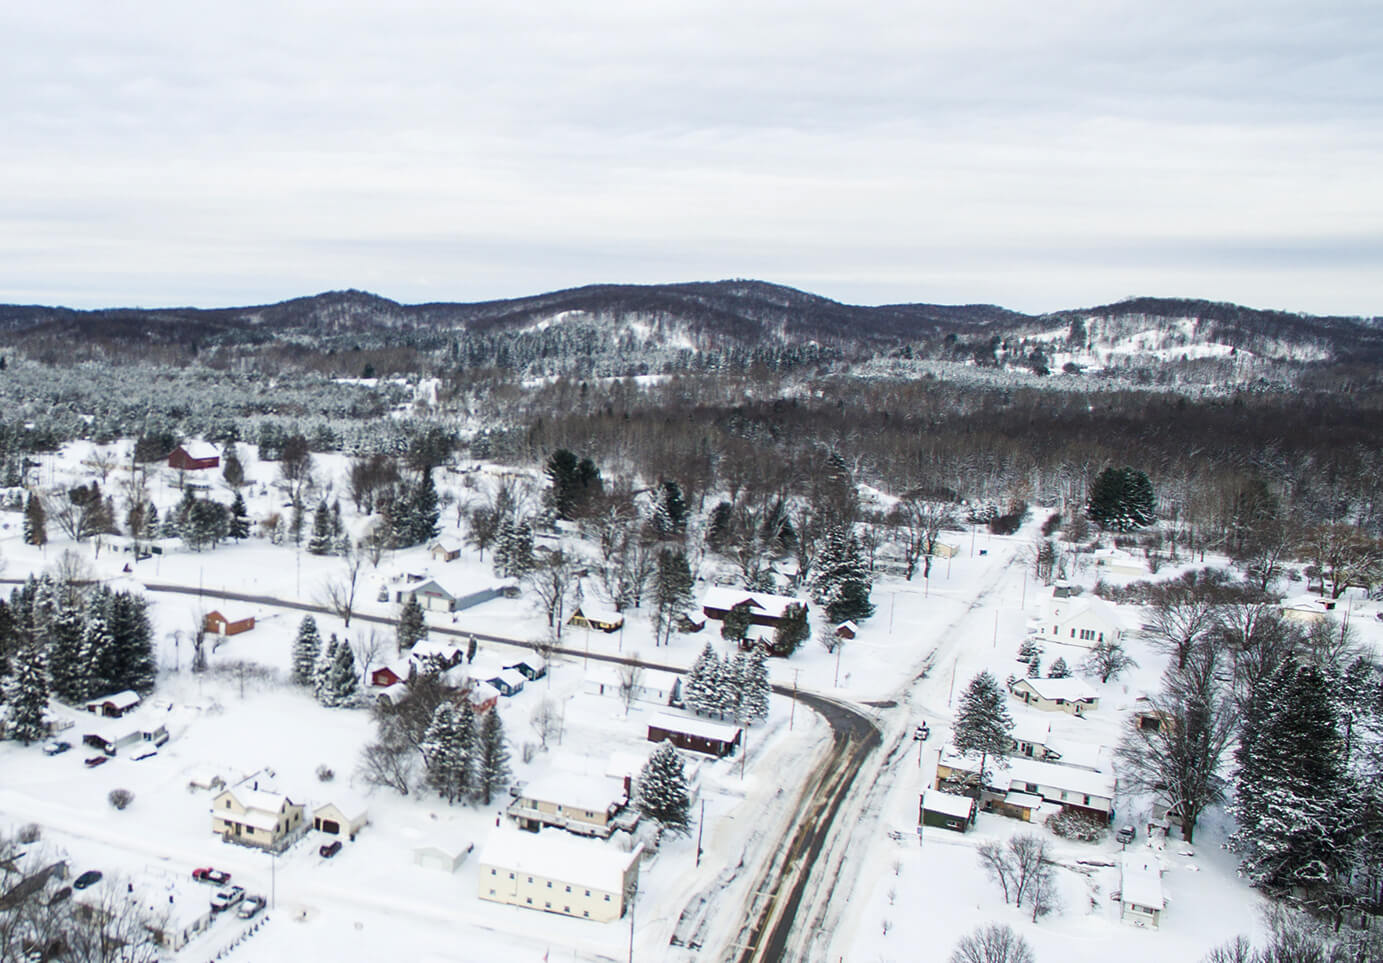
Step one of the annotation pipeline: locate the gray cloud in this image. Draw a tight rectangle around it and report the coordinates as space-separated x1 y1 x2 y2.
1 1 1378 315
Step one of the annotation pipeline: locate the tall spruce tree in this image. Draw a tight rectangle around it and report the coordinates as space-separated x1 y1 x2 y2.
742 643 771 723
720 601 753 645
308 501 333 555
46 602 88 705
1230 658 1353 910
322 641 359 708
228 491 250 541
397 595 427 654
812 525 874 623
314 633 339 703
1087 466 1156 532
3 644 49 744
654 548 695 647
422 703 469 804
106 589 156 694
686 642 721 715
292 616 322 687
23 493 46 547
636 741 692 837
411 470 441 545
221 442 245 489
476 707 511 805
772 603 810 657
952 671 1015 796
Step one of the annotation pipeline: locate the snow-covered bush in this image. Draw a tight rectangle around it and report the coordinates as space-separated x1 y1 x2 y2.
1046 807 1104 842
316 765 335 782
108 788 134 811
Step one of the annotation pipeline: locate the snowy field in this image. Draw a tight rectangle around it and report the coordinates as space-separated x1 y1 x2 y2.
3 441 1379 961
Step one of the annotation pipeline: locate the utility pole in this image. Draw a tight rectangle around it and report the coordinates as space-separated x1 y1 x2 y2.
1021 571 1027 609
740 727 747 781
993 610 999 648
695 798 705 867
833 643 842 688
788 669 800 730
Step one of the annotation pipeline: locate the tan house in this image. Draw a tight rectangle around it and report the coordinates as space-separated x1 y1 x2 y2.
568 605 625 633
478 830 643 922
429 538 463 562
211 783 306 851
506 774 635 839
1009 677 1100 716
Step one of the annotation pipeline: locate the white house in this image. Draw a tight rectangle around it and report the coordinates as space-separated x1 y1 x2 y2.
1120 852 1165 928
129 875 214 951
1280 595 1338 624
395 579 457 612
477 830 643 922
936 749 1116 823
1034 596 1128 649
1009 676 1101 715
583 666 682 707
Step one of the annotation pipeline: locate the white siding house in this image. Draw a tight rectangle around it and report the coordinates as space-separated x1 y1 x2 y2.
477 831 642 922
1034 597 1127 649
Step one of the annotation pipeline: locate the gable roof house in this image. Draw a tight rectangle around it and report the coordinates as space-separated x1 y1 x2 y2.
1034 596 1128 650
584 666 683 708
487 669 526 697
701 588 807 630
1120 853 1166 928
1008 677 1100 716
477 830 643 923
920 789 977 833
429 538 463 562
506 774 635 838
210 781 306 852
84 689 142 718
167 442 219 472
395 579 457 612
648 712 742 758
312 797 369 840
504 657 547 681
936 749 1116 823
568 605 625 633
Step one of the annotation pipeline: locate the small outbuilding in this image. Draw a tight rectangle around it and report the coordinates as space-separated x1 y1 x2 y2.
834 621 859 640
487 669 527 697
429 538 463 562
205 610 255 636
1119 853 1165 929
414 839 473 873
919 789 977 833
313 798 369 840
84 690 142 718
504 657 547 681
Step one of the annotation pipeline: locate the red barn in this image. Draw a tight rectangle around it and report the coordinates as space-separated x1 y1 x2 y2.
168 443 220 471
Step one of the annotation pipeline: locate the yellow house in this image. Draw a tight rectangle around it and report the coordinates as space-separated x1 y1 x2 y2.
211 783 305 851
478 830 642 922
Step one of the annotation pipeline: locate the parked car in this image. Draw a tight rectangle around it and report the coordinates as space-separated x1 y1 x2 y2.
237 895 267 919
73 871 103 890
913 723 930 741
42 740 71 756
1116 825 1136 845
319 840 343 859
192 867 231 885
83 755 108 769
210 885 245 913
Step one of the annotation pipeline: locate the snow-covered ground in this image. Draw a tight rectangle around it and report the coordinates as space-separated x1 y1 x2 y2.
4 442 1376 961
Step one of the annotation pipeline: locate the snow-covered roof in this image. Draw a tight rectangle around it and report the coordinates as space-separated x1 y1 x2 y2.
1011 715 1051 746
315 796 368 822
409 579 455 598
1014 677 1099 703
86 689 141 710
489 669 526 688
411 640 463 662
430 537 462 552
574 604 624 624
922 789 975 819
1003 791 1044 809
1121 853 1164 909
1044 739 1108 772
377 682 410 704
477 830 641 893
226 785 295 814
216 804 283 832
180 441 219 460
469 681 501 704
649 712 742 742
415 838 472 860
1046 596 1133 629
700 587 806 619
518 772 628 812
836 620 859 632
942 749 1116 800
585 665 681 692
1281 596 1336 615
605 749 651 782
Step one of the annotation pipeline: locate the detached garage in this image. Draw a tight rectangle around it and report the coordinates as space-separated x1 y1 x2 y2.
313 798 369 840
919 789 977 833
414 839 474 873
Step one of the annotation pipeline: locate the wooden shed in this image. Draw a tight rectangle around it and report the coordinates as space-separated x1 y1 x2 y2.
168 443 219 471
205 610 255 636
919 789 977 833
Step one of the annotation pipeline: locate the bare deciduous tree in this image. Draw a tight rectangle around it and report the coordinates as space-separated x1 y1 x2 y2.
321 543 365 627
530 697 562 750
526 551 579 636
949 923 1035 963
618 659 644 717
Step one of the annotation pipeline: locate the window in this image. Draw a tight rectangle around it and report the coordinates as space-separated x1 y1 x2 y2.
1025 782 1038 793
546 881 552 888
508 872 514 879
1083 795 1091 805
527 877 533 884
526 898 532 905
563 906 570 913
584 890 590 897
565 885 571 893
583 911 590 918
544 902 551 909
488 889 496 896
490 869 496 876
604 894 611 901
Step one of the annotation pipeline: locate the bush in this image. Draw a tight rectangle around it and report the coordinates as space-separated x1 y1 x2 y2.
1040 512 1062 536
108 789 134 811
17 823 41 844
1046 807 1105 842
316 765 335 782
989 502 1029 536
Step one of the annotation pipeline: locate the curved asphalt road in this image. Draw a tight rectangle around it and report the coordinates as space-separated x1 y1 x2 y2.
56 580 884 962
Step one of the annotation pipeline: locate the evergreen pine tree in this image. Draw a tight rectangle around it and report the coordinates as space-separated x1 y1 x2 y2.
1230 658 1353 907
221 442 245 489
105 589 155 693
142 503 159 541
80 602 117 699
636 741 692 837
455 698 479 801
46 602 88 705
23 493 46 547
651 480 688 536
1047 657 1070 679
952 671 1015 796
228 491 250 540
422 703 471 804
314 633 339 703
411 470 440 545
720 601 753 645
292 616 322 687
322 641 359 707
476 706 512 806
654 548 695 647
685 642 721 715
1087 466 1156 532
4 644 49 744
772 603 810 657
1027 656 1042 678
811 525 874 623
308 500 333 555
742 643 771 723
724 652 748 722
397 595 428 654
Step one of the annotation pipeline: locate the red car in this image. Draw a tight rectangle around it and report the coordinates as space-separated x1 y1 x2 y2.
83 755 109 768
192 868 231 885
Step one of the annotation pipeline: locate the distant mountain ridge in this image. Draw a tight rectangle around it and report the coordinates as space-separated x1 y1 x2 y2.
1 280 1378 368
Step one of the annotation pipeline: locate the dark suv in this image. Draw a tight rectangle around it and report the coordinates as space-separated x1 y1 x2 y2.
319 840 343 858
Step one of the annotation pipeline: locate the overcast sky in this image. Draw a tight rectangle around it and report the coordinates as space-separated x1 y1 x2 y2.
2 2 1378 315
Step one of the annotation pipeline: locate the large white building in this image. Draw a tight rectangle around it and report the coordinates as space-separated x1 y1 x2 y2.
477 830 643 922
1033 596 1128 649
